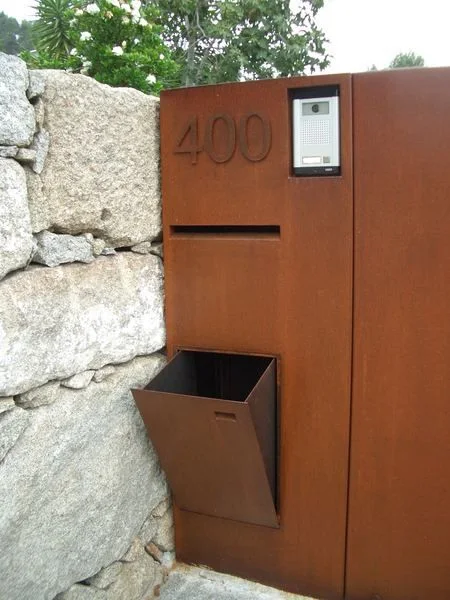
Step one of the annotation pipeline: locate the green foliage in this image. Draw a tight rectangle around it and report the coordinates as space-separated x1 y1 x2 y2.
32 0 73 57
0 12 34 55
369 51 425 72
24 0 179 94
21 48 70 69
389 52 425 69
25 0 329 92
156 0 330 86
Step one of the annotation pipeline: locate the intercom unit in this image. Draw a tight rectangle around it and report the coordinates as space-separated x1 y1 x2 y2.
292 85 340 176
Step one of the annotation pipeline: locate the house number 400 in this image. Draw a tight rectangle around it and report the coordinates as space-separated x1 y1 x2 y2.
173 113 272 165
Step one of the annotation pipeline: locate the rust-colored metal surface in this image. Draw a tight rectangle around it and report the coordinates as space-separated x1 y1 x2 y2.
133 351 278 527
347 68 450 600
160 74 354 599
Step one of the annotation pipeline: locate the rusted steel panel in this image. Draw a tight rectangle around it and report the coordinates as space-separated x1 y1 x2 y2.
347 68 450 600
133 351 278 527
167 236 282 353
159 74 353 599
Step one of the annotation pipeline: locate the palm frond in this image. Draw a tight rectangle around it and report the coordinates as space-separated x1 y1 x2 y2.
32 0 73 57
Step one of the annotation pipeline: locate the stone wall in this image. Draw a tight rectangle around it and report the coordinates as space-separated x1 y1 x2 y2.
0 53 173 600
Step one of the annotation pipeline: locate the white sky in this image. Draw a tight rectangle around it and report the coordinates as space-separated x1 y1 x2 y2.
0 0 35 22
2 0 450 73
315 0 450 72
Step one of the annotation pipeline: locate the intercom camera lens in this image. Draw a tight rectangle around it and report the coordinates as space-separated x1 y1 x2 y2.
312 104 320 113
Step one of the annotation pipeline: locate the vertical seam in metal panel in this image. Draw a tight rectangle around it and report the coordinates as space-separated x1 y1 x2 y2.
343 74 356 600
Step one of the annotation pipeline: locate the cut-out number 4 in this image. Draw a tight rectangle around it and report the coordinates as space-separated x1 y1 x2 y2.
173 113 272 165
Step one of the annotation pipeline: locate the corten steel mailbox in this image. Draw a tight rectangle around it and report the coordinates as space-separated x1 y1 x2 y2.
134 350 278 527
137 72 355 600
134 68 450 600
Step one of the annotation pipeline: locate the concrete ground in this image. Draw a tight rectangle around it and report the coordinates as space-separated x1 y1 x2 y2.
159 564 315 600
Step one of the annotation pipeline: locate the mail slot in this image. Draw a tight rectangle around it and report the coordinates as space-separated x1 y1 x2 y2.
133 350 278 528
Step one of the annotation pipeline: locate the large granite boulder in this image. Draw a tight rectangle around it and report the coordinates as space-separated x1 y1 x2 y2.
28 71 161 246
0 355 168 600
0 406 30 462
0 253 165 396
0 53 35 146
0 158 33 280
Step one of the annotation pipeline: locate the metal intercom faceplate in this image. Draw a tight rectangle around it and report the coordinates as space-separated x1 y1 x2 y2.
292 87 340 176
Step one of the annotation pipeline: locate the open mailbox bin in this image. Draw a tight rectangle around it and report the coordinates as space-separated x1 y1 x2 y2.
132 350 278 528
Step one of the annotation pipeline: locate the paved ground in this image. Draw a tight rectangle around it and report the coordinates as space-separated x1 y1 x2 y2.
159 564 315 600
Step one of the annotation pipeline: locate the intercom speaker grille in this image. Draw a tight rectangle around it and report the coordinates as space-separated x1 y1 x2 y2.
301 119 331 145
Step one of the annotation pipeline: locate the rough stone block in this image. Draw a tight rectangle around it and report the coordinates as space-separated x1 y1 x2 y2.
27 70 46 100
160 566 314 600
0 253 165 396
32 230 94 267
24 166 50 232
82 233 106 257
0 146 18 158
28 70 161 246
0 355 168 600
0 158 33 280
30 129 49 174
61 370 96 389
145 542 164 563
101 247 116 255
34 97 45 131
16 147 36 163
0 53 35 146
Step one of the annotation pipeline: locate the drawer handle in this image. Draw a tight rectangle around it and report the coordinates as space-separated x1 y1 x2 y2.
214 411 237 422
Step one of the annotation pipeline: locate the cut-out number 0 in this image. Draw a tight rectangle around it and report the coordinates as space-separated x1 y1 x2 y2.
173 112 272 164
